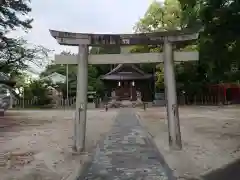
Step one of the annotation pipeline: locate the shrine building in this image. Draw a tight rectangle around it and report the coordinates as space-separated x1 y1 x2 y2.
101 64 155 102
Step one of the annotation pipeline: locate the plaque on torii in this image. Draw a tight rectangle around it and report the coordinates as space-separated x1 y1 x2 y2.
49 29 199 152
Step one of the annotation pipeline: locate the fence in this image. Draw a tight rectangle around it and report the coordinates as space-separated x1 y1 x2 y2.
12 97 102 109
178 94 226 106
12 97 78 109
11 93 229 109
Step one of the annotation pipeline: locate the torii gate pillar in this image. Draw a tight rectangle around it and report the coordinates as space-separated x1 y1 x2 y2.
73 45 88 152
163 40 182 149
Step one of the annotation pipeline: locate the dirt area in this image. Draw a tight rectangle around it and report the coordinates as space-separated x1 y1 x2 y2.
0 109 117 180
137 106 240 180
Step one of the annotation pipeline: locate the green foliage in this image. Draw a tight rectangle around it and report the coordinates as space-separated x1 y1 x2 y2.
155 64 164 89
133 0 184 89
134 0 183 33
1 0 32 33
178 0 202 28
0 38 50 75
134 1 165 33
179 0 240 86
90 47 118 75
1 0 50 77
134 0 240 95
24 79 52 105
163 0 184 29
40 49 113 97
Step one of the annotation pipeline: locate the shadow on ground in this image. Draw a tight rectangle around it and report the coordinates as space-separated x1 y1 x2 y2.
201 159 240 180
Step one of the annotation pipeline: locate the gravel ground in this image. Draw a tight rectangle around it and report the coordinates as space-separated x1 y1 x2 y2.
0 109 117 180
136 106 240 180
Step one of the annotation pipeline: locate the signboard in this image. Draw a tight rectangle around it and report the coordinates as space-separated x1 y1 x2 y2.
89 34 166 46
90 34 121 45
49 30 198 46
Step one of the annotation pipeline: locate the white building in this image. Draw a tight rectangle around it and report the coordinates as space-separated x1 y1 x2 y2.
41 72 66 84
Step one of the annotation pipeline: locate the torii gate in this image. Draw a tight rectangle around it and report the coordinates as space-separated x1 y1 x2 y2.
49 29 199 152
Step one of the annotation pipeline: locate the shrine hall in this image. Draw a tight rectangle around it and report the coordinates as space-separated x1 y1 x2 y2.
101 64 155 102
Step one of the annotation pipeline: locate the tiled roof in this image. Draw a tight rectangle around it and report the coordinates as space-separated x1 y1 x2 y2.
101 64 153 80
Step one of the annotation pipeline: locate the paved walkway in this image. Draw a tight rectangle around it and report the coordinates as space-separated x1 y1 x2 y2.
80 109 175 180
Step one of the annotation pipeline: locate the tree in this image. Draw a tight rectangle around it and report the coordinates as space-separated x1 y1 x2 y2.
178 0 202 28
23 79 52 106
1 0 32 52
40 63 76 97
1 0 50 76
0 0 32 31
155 64 164 89
179 0 240 84
133 0 185 89
0 38 50 75
134 0 183 33
41 50 108 97
90 46 119 73
13 72 31 95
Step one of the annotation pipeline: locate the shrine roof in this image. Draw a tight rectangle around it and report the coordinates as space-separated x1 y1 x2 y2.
101 64 153 80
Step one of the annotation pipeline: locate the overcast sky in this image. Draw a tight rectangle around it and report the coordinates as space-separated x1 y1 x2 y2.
11 0 160 54
9 0 162 76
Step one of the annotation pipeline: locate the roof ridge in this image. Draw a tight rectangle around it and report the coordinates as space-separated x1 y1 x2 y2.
105 64 123 75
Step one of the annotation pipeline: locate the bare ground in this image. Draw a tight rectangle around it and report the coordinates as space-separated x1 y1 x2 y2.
136 106 240 180
0 109 117 180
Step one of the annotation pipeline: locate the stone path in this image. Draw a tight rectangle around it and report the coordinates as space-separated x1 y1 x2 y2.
80 109 175 180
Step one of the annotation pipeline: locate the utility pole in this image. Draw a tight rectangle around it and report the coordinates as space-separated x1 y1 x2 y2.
66 64 69 107
22 87 25 109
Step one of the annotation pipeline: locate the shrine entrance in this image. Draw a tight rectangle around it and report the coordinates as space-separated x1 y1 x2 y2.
117 81 132 100
50 29 199 152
